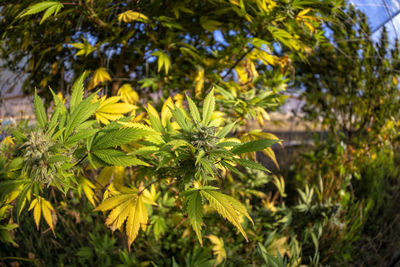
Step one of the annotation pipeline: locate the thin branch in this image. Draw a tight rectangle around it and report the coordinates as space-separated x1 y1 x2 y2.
221 46 254 80
81 1 110 30
74 153 88 167
138 180 158 195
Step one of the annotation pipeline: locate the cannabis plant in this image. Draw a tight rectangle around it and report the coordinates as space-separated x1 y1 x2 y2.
0 73 279 249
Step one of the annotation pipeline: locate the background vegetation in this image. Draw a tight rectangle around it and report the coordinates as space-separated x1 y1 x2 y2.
0 0 399 266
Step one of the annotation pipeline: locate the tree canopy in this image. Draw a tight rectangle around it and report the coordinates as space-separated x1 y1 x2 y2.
293 5 400 144
1 0 339 104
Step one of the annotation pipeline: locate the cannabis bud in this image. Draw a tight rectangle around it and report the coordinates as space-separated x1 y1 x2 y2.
188 124 218 152
21 129 71 186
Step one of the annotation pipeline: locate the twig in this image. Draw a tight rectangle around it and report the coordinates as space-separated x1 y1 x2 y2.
74 153 88 167
138 180 158 195
221 47 254 80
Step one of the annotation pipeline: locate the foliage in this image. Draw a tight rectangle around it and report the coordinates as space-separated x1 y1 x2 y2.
294 5 400 146
3 1 399 266
0 74 284 265
0 0 336 106
284 3 400 266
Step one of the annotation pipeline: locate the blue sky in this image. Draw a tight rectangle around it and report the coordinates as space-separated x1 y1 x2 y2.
350 0 400 44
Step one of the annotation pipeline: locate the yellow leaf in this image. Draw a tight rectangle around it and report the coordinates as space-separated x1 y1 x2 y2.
94 187 149 247
194 68 204 97
139 184 158 206
89 67 112 90
1 136 15 146
393 76 398 85
147 103 160 121
268 236 290 257
118 84 139 104
105 197 132 231
95 112 113 125
173 93 184 108
33 198 41 230
99 113 125 122
256 0 276 14
126 193 147 247
99 103 136 114
28 198 38 211
95 192 133 212
70 42 95 56
304 21 315 32
235 65 249 84
118 10 149 23
297 8 312 17
41 198 56 234
78 176 97 206
207 235 226 266
161 97 174 126
153 51 171 74
97 96 121 109
95 95 136 124
263 147 279 169
56 92 66 103
97 166 126 189
209 111 225 127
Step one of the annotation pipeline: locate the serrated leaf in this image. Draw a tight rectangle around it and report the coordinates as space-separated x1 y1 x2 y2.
99 103 136 114
185 190 204 245
97 166 125 188
207 235 226 265
89 68 112 89
200 188 250 241
147 104 163 132
47 88 66 133
34 90 47 128
263 147 279 169
70 71 88 113
186 95 201 122
161 97 174 126
152 216 167 240
231 139 280 155
64 93 99 139
168 106 192 132
19 1 64 24
152 51 171 74
40 3 62 24
94 191 134 212
92 149 149 167
33 198 41 230
9 129 27 143
220 161 243 177
65 129 98 145
95 187 148 247
126 193 147 247
118 10 149 23
15 183 32 220
216 122 236 139
236 158 269 172
93 127 152 149
77 176 97 206
41 198 55 234
202 89 215 126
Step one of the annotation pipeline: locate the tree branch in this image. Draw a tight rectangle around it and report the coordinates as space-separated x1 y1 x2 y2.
221 46 254 80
